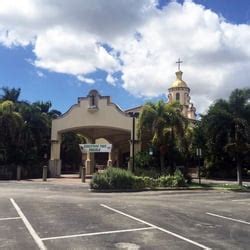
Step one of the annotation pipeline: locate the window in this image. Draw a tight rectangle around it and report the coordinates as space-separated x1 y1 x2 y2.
88 90 98 108
176 92 180 101
90 94 95 106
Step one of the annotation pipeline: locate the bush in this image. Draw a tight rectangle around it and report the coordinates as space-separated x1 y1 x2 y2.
143 176 159 188
107 167 134 189
158 170 186 187
173 169 186 187
90 173 110 189
159 175 174 187
132 176 146 189
90 167 134 190
90 167 187 190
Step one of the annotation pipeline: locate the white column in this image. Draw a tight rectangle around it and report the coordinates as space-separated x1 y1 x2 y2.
107 151 112 167
49 133 62 177
85 138 95 175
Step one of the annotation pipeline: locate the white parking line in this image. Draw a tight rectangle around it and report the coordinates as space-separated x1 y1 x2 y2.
232 198 250 203
10 198 47 250
206 212 250 225
101 204 211 250
0 217 21 221
41 226 155 241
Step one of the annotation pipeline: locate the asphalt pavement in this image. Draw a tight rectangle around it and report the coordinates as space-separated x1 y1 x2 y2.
0 180 249 249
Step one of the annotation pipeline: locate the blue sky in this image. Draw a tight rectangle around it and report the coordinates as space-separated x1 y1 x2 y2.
0 0 250 114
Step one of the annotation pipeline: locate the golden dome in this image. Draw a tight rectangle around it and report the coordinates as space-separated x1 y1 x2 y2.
170 71 188 88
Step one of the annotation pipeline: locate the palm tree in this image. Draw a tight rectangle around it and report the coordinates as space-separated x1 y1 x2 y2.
33 101 61 118
33 101 52 113
0 87 21 103
138 100 186 172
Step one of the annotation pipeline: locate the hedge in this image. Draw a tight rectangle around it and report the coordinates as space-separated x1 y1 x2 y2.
90 167 187 190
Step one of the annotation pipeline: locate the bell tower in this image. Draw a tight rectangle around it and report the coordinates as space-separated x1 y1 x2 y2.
168 59 196 120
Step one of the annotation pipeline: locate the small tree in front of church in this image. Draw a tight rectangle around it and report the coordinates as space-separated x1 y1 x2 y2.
138 100 186 173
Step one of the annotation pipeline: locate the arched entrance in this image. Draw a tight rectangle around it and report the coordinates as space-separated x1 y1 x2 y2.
49 90 141 177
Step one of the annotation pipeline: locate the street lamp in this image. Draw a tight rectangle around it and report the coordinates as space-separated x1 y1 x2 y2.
128 112 140 172
149 147 153 156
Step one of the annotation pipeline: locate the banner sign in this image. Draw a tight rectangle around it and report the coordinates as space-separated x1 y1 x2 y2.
79 144 112 153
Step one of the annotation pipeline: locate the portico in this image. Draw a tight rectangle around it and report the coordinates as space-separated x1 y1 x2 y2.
49 90 141 177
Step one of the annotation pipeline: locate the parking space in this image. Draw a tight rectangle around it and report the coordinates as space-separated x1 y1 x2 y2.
0 182 249 249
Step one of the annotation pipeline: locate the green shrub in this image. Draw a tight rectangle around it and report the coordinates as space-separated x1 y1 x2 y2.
158 170 186 187
132 176 146 190
159 175 174 187
90 173 109 189
106 167 134 189
148 177 159 188
90 167 134 190
142 176 152 187
173 169 186 187
90 167 187 190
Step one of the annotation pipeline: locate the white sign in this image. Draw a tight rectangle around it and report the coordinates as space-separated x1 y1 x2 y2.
79 144 112 153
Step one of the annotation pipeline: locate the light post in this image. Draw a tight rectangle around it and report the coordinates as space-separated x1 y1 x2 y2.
128 112 140 173
196 148 202 184
43 153 48 181
235 123 242 186
149 146 153 156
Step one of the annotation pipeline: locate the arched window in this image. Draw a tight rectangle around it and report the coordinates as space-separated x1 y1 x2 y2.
176 92 180 101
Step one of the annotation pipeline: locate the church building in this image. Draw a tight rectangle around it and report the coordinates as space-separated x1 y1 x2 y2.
49 64 196 177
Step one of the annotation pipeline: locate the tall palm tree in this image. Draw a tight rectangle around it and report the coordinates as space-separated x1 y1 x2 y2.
138 100 186 172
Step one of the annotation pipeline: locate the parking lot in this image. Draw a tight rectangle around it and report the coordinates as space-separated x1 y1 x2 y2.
0 181 249 249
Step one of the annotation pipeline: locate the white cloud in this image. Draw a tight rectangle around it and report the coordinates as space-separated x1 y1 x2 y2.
36 70 45 78
33 27 119 75
106 73 117 86
0 0 250 113
77 75 95 84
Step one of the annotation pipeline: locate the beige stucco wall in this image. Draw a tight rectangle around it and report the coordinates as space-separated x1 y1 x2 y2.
51 97 132 141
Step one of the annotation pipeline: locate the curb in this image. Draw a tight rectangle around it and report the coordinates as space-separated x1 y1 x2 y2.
89 187 215 193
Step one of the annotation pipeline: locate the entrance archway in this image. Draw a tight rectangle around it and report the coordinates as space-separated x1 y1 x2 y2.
49 90 141 177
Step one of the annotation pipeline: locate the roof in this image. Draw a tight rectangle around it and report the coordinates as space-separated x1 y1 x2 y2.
170 71 188 88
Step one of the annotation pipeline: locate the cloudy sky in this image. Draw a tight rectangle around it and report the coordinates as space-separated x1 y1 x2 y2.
0 0 250 114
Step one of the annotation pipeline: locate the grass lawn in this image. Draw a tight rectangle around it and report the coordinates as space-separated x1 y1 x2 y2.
189 182 250 192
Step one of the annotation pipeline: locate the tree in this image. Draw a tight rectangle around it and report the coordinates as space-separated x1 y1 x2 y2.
138 100 186 172
1 87 21 103
201 88 250 185
0 87 62 178
33 101 52 113
0 100 24 165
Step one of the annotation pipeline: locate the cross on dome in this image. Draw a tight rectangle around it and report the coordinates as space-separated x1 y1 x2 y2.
176 58 183 71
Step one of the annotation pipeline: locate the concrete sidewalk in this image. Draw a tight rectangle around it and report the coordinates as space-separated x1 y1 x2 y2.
14 174 91 186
